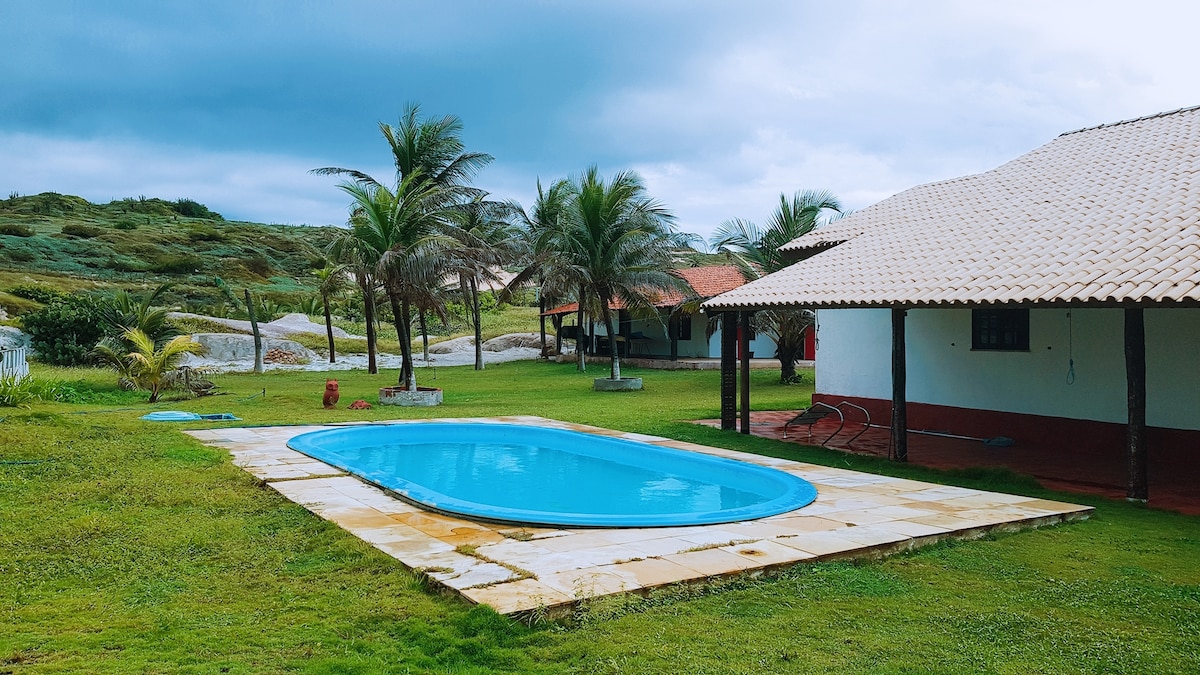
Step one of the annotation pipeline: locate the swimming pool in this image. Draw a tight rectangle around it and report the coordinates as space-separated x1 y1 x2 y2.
286 423 817 527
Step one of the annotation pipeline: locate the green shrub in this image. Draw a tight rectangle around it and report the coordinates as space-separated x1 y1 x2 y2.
150 254 203 274
171 198 224 220
21 294 111 366
186 224 225 242
60 223 102 238
113 219 138 230
8 284 67 305
0 223 35 237
6 249 36 262
241 254 272 277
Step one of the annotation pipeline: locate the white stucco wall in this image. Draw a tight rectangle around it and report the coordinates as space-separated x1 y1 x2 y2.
625 313 777 358
815 307 1200 431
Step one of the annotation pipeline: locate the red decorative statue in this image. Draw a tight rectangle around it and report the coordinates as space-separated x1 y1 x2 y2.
322 379 340 409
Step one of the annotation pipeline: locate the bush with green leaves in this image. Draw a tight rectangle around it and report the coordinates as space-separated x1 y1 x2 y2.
171 198 224 220
61 223 102 238
0 223 35 237
7 284 67 305
21 294 111 366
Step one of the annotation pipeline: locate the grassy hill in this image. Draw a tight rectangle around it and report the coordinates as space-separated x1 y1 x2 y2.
0 192 339 315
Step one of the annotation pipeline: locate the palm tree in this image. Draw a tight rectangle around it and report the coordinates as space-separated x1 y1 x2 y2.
445 195 521 370
327 230 381 374
710 189 843 383
548 166 685 382
336 172 457 391
99 283 180 347
118 328 204 403
313 102 492 203
313 264 347 363
314 103 493 381
505 178 572 358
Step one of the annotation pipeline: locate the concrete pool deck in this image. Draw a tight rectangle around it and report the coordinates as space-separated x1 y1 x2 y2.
185 416 1093 617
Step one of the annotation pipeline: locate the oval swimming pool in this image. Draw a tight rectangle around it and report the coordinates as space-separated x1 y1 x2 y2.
287 423 817 527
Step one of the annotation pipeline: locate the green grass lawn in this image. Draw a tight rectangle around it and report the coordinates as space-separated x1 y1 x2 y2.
2 361 1198 673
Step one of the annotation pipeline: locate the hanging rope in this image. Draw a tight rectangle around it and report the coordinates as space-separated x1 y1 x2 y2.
1066 310 1076 385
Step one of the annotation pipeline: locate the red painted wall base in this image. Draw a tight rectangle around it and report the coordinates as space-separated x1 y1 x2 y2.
812 393 1199 459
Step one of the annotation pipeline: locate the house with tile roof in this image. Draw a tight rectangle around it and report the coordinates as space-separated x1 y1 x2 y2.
704 106 1200 502
543 265 797 360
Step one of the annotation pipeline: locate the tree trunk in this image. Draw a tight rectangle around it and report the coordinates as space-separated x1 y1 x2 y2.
322 290 336 364
471 275 484 371
538 276 548 358
576 285 586 372
359 276 378 374
599 291 620 380
389 291 416 389
554 314 563 355
419 309 430 362
777 342 802 384
244 289 263 374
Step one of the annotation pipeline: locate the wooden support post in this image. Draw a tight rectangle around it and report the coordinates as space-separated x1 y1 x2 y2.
891 307 908 462
1125 307 1148 501
669 312 679 361
739 311 752 435
720 312 737 431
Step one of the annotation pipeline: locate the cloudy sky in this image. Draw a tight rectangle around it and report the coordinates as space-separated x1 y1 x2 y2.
3 1 1198 242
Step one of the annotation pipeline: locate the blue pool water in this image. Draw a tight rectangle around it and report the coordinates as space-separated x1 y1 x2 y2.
287 423 817 527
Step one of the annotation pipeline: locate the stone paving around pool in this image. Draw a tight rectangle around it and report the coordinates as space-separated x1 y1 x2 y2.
185 416 1093 617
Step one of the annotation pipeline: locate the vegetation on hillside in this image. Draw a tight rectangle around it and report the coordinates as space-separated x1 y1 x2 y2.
0 192 337 312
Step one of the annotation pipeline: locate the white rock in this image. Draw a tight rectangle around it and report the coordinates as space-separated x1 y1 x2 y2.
483 332 543 351
182 333 318 363
428 335 475 354
0 326 31 351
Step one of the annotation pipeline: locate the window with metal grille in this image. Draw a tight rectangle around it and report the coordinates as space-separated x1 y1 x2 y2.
971 308 1029 351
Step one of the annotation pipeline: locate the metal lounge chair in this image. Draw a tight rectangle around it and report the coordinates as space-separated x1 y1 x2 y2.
782 401 872 447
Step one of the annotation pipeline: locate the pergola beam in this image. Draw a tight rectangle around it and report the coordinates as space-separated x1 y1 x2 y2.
740 311 752 435
720 311 737 431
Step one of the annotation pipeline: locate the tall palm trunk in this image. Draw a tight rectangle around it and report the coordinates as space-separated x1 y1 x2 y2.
358 275 378 374
576 283 586 372
389 289 416 389
401 296 417 389
537 274 548 357
418 309 430 362
599 291 621 380
321 290 336 363
471 275 484 370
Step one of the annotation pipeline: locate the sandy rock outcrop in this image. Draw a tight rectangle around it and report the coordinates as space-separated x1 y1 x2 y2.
483 333 542 351
182 333 317 364
428 336 475 354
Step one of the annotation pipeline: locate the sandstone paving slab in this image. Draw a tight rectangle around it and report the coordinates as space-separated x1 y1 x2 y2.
186 416 1092 616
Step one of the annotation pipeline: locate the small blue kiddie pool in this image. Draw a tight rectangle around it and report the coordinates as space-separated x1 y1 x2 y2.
287 423 817 528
